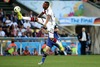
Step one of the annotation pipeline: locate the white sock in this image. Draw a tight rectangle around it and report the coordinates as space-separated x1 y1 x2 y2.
22 17 31 20
64 51 67 55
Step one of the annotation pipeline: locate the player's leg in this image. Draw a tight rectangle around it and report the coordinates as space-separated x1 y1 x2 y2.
38 38 53 65
47 25 64 51
52 38 63 50
16 11 48 26
17 11 23 20
51 39 66 55
56 40 64 51
38 45 50 65
44 22 65 52
48 25 64 52
16 11 35 21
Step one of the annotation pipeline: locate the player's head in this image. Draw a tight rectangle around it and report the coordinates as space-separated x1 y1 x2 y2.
54 25 58 29
43 1 49 10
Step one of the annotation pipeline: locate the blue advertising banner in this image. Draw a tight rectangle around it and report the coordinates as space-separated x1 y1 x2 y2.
59 17 100 26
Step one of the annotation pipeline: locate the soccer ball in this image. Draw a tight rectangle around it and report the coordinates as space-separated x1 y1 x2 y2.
14 6 21 12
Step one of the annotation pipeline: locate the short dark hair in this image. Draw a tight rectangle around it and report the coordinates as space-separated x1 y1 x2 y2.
54 25 58 29
44 1 49 6
11 40 14 43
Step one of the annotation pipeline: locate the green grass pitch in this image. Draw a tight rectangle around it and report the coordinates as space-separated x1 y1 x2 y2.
0 55 100 67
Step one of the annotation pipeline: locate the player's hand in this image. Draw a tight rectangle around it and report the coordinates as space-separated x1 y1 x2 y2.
33 16 38 22
44 23 47 27
43 24 47 29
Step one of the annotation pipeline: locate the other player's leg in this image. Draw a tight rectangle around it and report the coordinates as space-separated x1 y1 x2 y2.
51 38 66 55
38 46 50 65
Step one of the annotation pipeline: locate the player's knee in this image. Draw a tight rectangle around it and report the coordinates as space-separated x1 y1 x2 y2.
43 46 50 53
43 53 47 57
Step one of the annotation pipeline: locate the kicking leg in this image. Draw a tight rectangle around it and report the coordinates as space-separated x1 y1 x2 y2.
16 11 36 21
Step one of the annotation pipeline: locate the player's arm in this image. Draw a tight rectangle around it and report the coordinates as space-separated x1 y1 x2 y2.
38 12 44 17
42 28 48 34
44 15 51 27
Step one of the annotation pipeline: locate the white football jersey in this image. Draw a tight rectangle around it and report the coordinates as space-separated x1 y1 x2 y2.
43 6 55 25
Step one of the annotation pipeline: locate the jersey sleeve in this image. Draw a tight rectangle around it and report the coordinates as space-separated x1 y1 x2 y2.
46 8 52 16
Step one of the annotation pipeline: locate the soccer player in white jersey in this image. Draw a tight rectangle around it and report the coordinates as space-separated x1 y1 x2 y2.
15 1 64 65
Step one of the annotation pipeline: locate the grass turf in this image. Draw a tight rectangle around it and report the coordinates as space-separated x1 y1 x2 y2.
0 55 100 67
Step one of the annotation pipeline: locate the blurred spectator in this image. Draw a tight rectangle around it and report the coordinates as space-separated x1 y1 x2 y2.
54 48 59 55
27 32 33 37
10 24 18 37
29 11 33 17
77 27 88 55
12 46 18 56
0 20 3 26
61 31 68 37
33 48 38 56
12 20 18 28
7 40 18 55
94 0 100 3
9 40 17 47
5 16 12 26
26 26 32 33
2 21 8 32
5 27 11 37
0 26 5 37
14 24 19 31
23 20 31 29
20 25 26 33
17 20 23 26
0 9 54 37
10 11 15 21
65 45 72 55
23 46 30 56
86 33 91 54
70 43 77 55
32 29 37 37
0 8 4 21
17 48 24 55
18 27 22 37
87 33 91 51
36 27 44 37
13 15 18 23
4 47 11 56
2 15 6 23
21 32 27 37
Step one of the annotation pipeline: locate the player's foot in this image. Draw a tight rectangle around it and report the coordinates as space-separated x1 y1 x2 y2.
59 43 64 51
17 11 23 20
38 62 43 65
60 46 64 51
